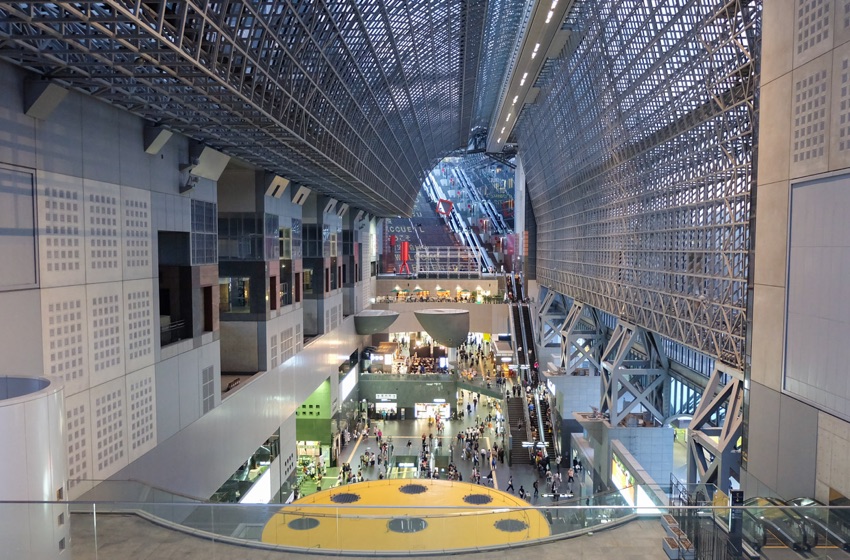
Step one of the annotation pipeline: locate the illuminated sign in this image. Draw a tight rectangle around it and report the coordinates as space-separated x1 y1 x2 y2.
375 393 397 400
340 367 357 401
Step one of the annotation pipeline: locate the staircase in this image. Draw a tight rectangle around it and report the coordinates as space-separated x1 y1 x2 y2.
507 394 528 466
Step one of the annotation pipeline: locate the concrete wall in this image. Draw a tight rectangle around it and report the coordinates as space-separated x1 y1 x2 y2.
0 59 224 501
747 0 850 501
220 322 260 372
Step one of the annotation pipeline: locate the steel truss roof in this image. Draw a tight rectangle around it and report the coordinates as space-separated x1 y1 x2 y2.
516 0 760 369
0 0 488 217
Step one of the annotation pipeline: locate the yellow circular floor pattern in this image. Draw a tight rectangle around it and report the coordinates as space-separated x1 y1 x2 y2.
262 478 550 552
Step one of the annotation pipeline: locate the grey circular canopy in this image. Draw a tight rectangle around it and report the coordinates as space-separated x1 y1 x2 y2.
414 309 469 347
353 309 400 336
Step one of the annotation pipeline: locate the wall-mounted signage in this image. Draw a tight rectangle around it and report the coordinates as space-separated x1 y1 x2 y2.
376 393 397 400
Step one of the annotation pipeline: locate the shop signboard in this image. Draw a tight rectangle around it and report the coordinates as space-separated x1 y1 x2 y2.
376 393 397 400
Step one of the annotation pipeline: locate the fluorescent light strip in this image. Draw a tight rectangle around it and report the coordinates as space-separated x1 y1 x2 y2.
546 10 553 23
512 95 518 104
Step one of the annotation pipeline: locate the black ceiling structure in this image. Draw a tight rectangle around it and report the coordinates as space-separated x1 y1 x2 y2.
0 0 527 216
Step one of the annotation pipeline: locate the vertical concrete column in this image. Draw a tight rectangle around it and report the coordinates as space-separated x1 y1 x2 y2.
0 376 68 560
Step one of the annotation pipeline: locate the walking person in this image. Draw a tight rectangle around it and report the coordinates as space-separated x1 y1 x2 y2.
505 475 514 493
533 480 539 497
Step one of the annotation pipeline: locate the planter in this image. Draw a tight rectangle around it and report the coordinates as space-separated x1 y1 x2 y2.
680 539 695 560
663 519 680 538
663 537 680 559
670 526 688 540
662 535 695 560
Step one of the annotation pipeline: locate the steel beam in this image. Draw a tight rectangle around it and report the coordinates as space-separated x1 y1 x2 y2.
687 363 744 498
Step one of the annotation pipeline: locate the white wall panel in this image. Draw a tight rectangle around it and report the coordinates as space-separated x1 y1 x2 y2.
126 365 156 461
41 285 89 396
154 357 180 442
177 348 201 429
64 390 91 497
35 91 83 178
123 278 155 374
200 340 222 409
0 63 37 169
116 109 151 190
86 281 125 387
81 96 121 185
89 376 128 479
785 173 850 419
0 289 43 376
36 171 85 288
83 179 122 284
0 165 37 287
148 134 182 195
120 186 152 280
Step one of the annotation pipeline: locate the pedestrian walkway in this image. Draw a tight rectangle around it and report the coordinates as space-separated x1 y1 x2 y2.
327 387 570 505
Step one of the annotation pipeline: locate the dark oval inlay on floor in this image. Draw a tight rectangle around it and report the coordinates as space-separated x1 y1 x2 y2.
287 517 320 530
463 493 493 505
387 517 428 533
398 483 428 495
330 492 361 503
494 519 528 533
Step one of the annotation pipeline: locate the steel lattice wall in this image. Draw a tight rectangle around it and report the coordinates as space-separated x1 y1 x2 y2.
0 0 487 217
516 0 760 369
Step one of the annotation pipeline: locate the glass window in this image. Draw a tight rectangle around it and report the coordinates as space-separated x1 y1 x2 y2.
303 269 313 295
219 277 251 313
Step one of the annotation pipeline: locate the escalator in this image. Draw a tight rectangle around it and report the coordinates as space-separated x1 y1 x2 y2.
538 395 556 460
507 273 536 387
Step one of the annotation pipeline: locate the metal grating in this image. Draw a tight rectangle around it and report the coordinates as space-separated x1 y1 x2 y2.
516 0 760 370
0 0 489 217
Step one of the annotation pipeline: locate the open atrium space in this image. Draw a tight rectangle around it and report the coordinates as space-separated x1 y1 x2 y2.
4 1 850 559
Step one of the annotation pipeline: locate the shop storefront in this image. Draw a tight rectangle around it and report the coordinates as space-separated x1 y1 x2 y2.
297 440 328 476
375 402 398 418
414 401 450 419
